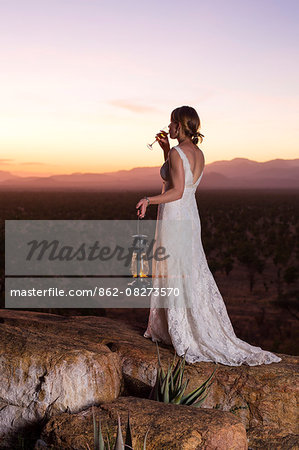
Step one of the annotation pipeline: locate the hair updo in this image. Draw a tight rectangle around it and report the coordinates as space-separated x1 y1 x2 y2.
171 105 204 145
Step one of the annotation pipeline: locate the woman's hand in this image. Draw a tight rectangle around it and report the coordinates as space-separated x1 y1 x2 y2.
136 198 149 219
156 129 170 153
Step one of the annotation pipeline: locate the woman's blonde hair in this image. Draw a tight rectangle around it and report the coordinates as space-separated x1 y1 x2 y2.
171 106 204 145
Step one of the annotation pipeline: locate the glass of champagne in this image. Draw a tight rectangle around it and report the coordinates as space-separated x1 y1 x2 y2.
147 126 169 150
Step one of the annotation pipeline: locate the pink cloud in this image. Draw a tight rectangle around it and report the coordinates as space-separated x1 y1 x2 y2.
109 100 159 113
20 162 49 166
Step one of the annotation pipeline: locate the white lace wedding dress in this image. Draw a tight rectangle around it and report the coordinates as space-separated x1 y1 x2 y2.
143 145 282 366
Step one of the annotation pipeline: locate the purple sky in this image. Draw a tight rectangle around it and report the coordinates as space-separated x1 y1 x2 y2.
1 0 298 175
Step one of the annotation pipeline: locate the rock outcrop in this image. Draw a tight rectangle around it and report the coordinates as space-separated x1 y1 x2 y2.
41 396 248 449
0 309 297 449
0 311 122 448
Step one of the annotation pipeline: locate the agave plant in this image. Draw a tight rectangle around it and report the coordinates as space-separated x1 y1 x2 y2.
149 342 217 407
89 406 149 450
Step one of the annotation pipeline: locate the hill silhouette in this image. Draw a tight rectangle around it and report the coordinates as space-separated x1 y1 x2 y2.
0 158 298 190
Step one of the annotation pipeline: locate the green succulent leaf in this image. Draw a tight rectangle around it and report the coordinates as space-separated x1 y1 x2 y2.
161 366 172 403
180 367 217 405
149 366 161 400
171 379 189 404
181 383 207 405
172 357 186 389
92 406 99 449
156 342 166 378
98 417 106 450
171 350 178 368
114 413 124 450
191 389 211 407
177 356 187 387
170 371 174 392
143 426 150 450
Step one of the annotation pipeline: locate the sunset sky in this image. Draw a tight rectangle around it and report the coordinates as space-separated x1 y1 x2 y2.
1 0 298 176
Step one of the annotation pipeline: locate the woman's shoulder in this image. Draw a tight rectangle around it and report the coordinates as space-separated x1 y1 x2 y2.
169 146 181 157
168 147 184 166
176 143 205 162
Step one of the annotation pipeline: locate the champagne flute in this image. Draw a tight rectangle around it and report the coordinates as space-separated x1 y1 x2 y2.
147 126 169 150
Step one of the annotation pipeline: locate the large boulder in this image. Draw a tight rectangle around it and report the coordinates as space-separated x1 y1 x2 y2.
0 311 122 448
40 396 248 449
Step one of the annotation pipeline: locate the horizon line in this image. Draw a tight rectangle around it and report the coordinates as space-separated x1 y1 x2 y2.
1 156 299 179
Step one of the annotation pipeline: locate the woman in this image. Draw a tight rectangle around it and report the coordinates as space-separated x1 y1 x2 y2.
136 106 282 366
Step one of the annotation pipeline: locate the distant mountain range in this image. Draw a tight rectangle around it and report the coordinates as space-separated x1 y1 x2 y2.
0 157 299 191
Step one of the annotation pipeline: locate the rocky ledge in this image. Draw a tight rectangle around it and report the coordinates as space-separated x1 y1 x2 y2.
41 396 247 449
0 309 298 449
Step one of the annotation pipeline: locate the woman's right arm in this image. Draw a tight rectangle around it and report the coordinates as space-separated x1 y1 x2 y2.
156 131 170 161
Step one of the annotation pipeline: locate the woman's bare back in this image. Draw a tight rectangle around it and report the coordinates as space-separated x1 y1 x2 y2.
177 143 205 184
